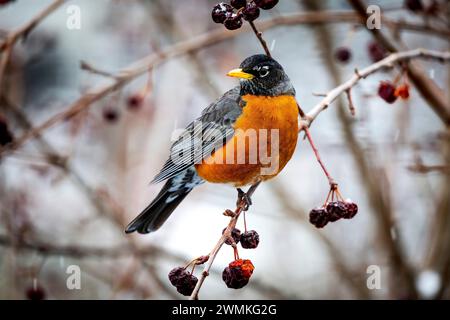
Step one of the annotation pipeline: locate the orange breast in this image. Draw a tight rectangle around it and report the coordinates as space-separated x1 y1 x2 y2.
195 95 299 187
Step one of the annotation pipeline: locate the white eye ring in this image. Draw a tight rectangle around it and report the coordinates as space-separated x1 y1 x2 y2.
259 67 270 78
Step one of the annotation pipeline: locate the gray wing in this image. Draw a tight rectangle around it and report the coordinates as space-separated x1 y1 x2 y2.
152 87 243 183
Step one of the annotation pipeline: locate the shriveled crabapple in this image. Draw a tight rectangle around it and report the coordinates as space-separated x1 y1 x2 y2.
222 259 255 289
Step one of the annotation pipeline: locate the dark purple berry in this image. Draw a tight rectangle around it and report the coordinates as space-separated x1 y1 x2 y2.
102 108 120 123
222 227 241 245
222 259 254 289
326 201 347 220
334 47 352 63
0 115 13 146
240 230 259 249
168 267 186 286
26 286 46 300
0 0 15 6
378 81 397 104
224 13 243 30
404 0 423 12
254 0 279 10
168 267 198 296
368 41 387 63
230 0 247 9
212 2 233 24
343 201 358 219
242 2 260 21
309 207 329 228
127 94 143 111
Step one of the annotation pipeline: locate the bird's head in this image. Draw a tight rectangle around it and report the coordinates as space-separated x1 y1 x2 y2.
227 54 295 96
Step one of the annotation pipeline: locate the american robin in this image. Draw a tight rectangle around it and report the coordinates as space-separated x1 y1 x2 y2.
126 54 298 234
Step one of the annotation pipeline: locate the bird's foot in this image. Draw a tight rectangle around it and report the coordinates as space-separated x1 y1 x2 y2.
237 188 252 211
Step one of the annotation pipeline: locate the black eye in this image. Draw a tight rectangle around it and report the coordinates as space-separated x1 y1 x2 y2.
258 66 270 78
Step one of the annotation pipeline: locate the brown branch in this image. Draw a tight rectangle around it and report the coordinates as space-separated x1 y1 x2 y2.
249 21 271 57
302 48 450 128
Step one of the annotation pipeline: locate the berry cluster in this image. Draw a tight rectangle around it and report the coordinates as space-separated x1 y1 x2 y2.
168 267 198 296
378 81 410 104
222 259 255 289
309 187 358 229
334 41 388 65
223 227 260 249
212 0 278 30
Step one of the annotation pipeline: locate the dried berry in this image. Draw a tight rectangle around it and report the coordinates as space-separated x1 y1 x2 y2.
309 207 329 228
26 286 46 300
368 41 387 63
222 227 241 245
230 0 246 9
240 230 259 249
326 201 347 220
0 0 15 6
424 0 439 16
394 84 410 99
222 259 254 289
254 0 279 10
0 115 13 146
168 267 198 296
378 81 397 104
102 108 120 123
212 2 233 24
334 47 352 64
343 201 358 219
404 0 423 12
224 13 243 30
127 94 144 111
242 2 260 21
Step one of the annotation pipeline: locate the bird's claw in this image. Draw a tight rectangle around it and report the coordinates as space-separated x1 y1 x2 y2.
237 188 252 211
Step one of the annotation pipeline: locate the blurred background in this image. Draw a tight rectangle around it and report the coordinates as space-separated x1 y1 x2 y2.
0 0 449 299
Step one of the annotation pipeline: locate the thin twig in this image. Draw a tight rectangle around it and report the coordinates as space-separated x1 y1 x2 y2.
249 21 271 57
189 182 260 300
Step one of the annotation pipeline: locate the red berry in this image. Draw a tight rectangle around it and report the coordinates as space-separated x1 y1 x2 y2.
102 108 120 123
127 94 143 111
222 259 254 289
378 81 397 104
368 41 387 62
404 0 423 12
26 286 46 300
242 2 260 21
230 0 246 9
326 201 347 221
394 84 410 100
309 207 329 228
168 267 198 296
343 201 358 219
240 230 259 249
254 0 279 10
224 13 243 30
0 115 13 146
334 47 352 64
212 3 233 24
222 227 241 245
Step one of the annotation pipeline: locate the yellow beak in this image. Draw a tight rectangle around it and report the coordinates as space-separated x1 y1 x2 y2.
227 68 254 80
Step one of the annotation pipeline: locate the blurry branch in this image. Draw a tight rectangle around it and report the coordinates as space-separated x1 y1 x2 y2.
304 0 417 298
189 182 260 300
301 48 450 128
407 164 450 174
1 9 450 157
348 0 450 128
0 0 66 94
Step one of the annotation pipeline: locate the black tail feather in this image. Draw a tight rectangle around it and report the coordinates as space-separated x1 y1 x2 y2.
125 180 191 234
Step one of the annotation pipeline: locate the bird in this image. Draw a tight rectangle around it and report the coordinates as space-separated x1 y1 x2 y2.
125 54 298 234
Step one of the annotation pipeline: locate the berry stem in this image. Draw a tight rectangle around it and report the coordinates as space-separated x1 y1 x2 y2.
303 126 337 188
248 21 272 57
